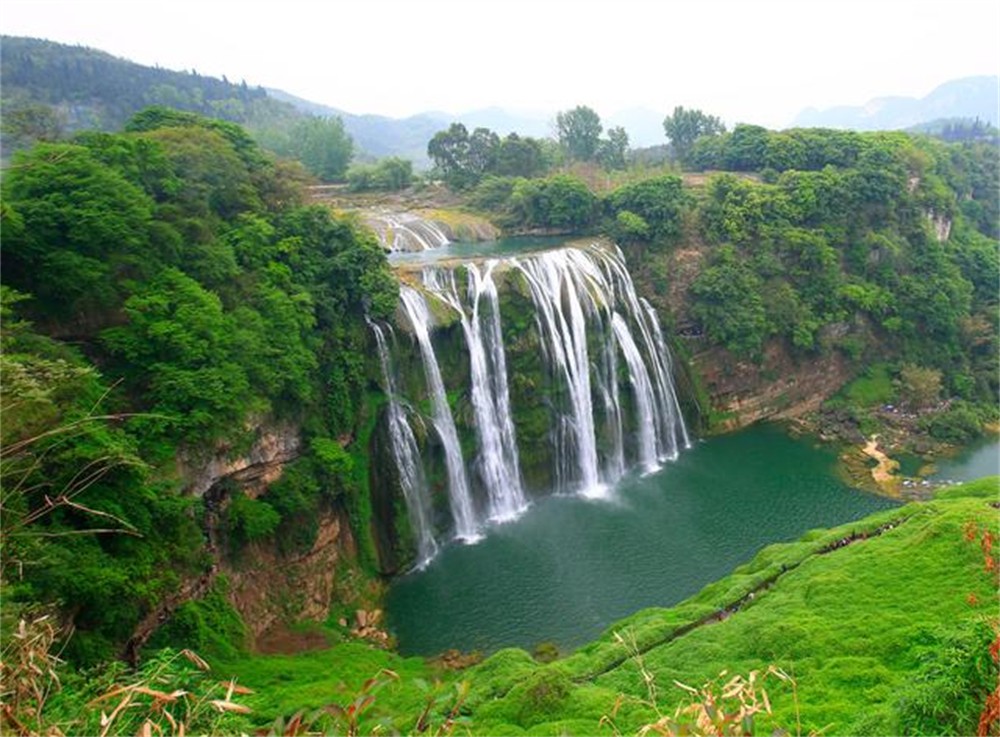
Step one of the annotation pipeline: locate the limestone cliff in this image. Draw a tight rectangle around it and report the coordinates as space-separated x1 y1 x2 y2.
172 420 363 648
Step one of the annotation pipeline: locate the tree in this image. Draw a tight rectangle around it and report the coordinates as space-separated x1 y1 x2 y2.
0 102 65 154
428 123 474 189
723 124 769 171
606 175 684 243
597 126 629 170
287 116 353 182
556 105 603 161
496 133 545 178
897 364 943 409
1 142 155 321
662 106 726 162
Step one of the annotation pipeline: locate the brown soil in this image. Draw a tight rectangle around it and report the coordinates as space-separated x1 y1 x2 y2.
254 622 330 655
861 435 902 495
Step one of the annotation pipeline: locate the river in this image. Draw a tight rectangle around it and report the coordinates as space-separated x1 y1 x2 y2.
386 424 900 656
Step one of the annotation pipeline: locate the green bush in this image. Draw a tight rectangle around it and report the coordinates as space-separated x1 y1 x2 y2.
923 402 983 443
226 491 280 546
895 617 998 737
515 668 572 725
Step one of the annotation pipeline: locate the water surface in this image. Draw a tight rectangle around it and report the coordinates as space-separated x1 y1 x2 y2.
388 236 571 267
930 438 1000 482
386 425 897 656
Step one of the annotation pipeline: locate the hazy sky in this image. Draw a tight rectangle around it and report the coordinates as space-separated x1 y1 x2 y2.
2 0 998 127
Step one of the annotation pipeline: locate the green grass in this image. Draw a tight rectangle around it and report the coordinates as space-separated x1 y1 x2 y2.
838 362 896 407
214 641 451 733
212 477 998 736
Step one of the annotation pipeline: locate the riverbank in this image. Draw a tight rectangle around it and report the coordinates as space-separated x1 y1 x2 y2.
209 476 998 736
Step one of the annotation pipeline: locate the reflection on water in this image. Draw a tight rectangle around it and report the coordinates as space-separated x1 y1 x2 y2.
386 425 897 657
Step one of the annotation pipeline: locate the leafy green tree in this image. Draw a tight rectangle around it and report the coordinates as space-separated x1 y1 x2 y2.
286 116 353 182
509 174 597 230
597 126 629 170
347 157 413 191
1 142 155 322
468 127 500 176
556 105 603 161
662 106 726 162
101 268 255 441
0 101 64 154
611 210 650 244
723 124 769 171
495 133 545 177
428 123 475 189
606 175 684 243
897 364 943 409
691 246 769 356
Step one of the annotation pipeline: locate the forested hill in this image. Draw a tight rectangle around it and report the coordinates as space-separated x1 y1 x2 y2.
1 36 301 139
1 107 399 664
1 36 360 181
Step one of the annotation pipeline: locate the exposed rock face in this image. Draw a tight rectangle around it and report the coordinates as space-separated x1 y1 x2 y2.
223 508 357 641
178 421 301 498
692 342 854 431
926 210 952 242
173 419 363 647
633 243 860 431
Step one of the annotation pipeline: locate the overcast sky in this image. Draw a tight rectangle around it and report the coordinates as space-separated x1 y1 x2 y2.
2 0 998 127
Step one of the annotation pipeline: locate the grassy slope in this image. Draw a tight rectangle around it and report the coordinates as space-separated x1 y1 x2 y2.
216 477 999 735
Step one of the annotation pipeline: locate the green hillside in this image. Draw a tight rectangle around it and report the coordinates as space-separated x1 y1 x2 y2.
202 477 998 736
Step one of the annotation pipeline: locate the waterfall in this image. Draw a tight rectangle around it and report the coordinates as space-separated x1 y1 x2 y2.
384 241 690 560
368 211 450 252
422 263 528 522
611 312 659 472
370 322 438 565
398 287 479 541
513 249 608 497
643 299 692 456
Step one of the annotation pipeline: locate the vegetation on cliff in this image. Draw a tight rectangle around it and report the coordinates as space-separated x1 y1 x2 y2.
1 108 397 663
444 118 998 445
1 36 355 181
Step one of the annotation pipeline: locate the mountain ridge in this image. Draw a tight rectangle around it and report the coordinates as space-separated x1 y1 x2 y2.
792 75 999 130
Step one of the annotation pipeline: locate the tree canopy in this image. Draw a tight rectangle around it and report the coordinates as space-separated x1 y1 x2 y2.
662 106 726 162
556 105 603 161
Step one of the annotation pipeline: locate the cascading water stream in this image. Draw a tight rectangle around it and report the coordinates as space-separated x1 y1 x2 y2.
370 212 450 252
644 299 692 455
398 287 480 542
513 249 609 497
422 263 528 522
370 322 439 565
610 312 659 472
386 241 690 560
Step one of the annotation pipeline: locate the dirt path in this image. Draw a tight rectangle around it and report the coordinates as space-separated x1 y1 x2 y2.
861 435 901 486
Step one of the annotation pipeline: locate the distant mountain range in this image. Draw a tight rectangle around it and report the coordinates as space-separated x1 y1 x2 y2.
3 35 996 169
792 76 999 130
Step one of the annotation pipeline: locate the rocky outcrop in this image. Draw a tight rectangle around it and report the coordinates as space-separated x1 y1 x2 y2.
223 507 357 642
171 420 367 648
926 210 952 242
691 341 855 431
177 421 301 498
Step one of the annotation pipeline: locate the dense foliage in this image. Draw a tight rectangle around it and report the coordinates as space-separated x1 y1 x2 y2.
1 36 355 181
1 110 397 663
684 132 998 410
428 123 549 189
346 156 414 191
461 125 998 434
